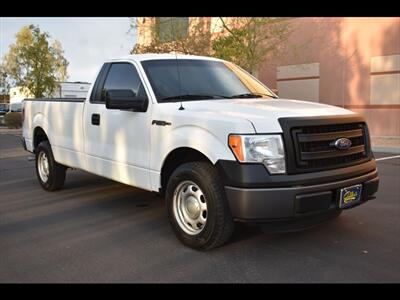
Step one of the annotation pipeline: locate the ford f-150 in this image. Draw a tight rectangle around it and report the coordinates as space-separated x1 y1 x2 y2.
22 54 379 250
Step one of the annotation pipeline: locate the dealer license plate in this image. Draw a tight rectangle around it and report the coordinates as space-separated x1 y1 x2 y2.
339 184 362 208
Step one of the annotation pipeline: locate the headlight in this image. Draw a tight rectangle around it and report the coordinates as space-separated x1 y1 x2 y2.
229 134 286 174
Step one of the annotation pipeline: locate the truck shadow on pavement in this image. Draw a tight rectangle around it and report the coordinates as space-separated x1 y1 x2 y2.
6 158 338 251
0 166 361 255
63 170 274 248
65 171 350 252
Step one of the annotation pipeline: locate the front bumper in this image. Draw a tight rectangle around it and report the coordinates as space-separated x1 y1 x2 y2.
218 160 379 222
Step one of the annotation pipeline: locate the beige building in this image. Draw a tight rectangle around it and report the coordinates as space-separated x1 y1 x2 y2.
9 86 34 111
259 17 400 141
8 82 91 111
135 17 400 144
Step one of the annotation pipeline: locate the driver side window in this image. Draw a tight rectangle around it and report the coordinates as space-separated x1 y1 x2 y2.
101 63 148 102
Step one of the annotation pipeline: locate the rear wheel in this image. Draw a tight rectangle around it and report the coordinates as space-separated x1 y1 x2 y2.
35 141 66 191
166 162 234 250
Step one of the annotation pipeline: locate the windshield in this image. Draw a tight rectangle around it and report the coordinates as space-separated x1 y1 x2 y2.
141 59 277 102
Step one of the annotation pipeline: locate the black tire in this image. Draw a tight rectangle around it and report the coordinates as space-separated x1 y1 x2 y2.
35 141 66 191
166 161 234 250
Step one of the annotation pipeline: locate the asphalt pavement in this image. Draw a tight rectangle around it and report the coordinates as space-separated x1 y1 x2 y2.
0 132 399 283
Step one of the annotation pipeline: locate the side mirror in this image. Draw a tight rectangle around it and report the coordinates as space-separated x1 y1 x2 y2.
105 89 148 112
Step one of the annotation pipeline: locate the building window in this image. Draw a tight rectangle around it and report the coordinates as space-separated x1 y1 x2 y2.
156 17 189 43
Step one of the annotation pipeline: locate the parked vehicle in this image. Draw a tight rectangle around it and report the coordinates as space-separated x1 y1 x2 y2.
0 103 9 116
10 102 22 112
22 54 379 250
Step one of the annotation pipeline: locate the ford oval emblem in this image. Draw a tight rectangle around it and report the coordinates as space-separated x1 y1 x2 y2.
333 138 352 150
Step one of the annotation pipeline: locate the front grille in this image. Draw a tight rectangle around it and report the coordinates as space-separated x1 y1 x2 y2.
279 116 372 174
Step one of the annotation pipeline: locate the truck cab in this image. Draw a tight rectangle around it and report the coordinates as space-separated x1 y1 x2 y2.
22 54 379 250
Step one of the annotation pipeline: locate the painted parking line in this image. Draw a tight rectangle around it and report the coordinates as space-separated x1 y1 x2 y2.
375 155 400 161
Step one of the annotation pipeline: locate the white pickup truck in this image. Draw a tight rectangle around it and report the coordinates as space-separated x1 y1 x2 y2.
22 54 379 250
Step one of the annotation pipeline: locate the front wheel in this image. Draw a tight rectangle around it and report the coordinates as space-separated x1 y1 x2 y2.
35 141 66 191
166 162 234 250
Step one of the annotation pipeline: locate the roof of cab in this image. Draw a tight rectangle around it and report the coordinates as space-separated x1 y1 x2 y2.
106 53 223 63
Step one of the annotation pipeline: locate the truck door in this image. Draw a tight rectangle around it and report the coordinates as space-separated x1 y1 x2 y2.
83 61 152 190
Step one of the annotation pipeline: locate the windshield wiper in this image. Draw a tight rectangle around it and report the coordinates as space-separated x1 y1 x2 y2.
229 92 278 99
160 92 278 102
160 94 231 102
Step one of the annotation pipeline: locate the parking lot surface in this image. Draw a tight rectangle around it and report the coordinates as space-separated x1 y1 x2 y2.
0 132 399 283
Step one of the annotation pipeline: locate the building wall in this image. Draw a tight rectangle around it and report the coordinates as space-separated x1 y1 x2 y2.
258 17 400 137
53 82 91 98
9 82 91 109
136 17 156 47
276 63 320 102
136 17 214 46
9 87 33 111
135 17 399 137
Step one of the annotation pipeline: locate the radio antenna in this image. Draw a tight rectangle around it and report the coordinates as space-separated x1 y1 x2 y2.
175 52 185 110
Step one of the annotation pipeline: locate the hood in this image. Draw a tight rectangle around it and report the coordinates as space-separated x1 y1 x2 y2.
179 98 355 133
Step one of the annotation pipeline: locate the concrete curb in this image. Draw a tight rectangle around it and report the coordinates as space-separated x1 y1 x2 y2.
0 128 22 135
372 146 400 154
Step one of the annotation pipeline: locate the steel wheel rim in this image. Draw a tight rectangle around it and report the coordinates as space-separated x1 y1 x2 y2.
38 152 49 183
173 180 208 235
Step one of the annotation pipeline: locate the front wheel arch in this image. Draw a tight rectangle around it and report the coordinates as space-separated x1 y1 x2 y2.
165 161 234 250
160 147 213 197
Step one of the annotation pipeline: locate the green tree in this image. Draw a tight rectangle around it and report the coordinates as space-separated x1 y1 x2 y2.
212 18 291 74
2 24 69 98
0 64 10 96
131 17 213 56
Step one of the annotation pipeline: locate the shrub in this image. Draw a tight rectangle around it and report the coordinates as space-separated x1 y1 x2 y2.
4 112 22 129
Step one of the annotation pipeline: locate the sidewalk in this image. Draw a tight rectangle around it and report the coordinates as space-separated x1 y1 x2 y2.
0 127 22 136
371 136 400 154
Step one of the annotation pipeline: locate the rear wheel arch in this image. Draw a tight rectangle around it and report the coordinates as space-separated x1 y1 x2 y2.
33 126 49 152
35 140 66 191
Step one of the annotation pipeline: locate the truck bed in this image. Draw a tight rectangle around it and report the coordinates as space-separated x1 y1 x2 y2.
23 98 86 169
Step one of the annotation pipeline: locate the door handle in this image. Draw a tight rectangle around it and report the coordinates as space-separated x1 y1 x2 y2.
91 114 100 126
